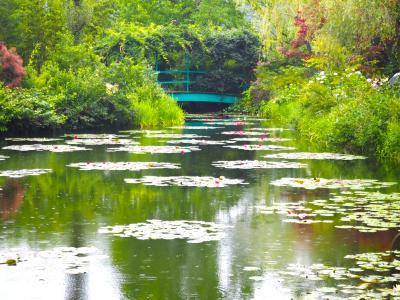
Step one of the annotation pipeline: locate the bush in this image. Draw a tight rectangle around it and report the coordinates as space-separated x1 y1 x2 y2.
0 84 65 133
255 66 400 161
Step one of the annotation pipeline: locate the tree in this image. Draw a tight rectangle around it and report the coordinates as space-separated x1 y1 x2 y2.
0 42 26 88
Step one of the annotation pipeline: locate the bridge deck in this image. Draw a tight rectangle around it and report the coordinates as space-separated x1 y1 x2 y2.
169 92 238 104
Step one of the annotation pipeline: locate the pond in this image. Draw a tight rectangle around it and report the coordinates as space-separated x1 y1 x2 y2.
0 115 399 300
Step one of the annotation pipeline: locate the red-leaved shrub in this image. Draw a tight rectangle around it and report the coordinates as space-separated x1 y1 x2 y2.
0 42 26 88
279 0 326 60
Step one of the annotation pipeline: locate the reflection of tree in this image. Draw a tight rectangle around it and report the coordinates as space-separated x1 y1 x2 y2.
392 232 400 250
65 212 88 300
0 180 25 219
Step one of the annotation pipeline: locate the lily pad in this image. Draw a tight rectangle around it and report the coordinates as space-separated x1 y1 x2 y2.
230 137 292 142
270 178 396 190
67 162 180 171
0 169 52 178
249 127 289 131
166 139 228 145
212 160 307 169
0 246 107 275
124 176 247 187
66 138 139 146
145 133 209 139
5 138 63 142
224 145 295 151
169 126 223 130
2 144 91 152
64 133 128 139
106 145 201 154
221 131 269 136
98 220 231 243
264 152 366 160
203 121 255 126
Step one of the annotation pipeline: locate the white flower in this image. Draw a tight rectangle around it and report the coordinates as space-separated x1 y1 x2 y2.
105 83 119 95
367 78 373 83
333 72 338 76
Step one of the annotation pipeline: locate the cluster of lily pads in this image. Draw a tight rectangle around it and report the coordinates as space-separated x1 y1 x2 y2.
106 145 201 154
166 139 228 145
249 127 289 132
257 190 400 232
169 126 222 130
230 137 292 142
212 160 307 169
264 152 366 160
124 176 247 187
66 138 139 146
221 131 269 136
204 121 255 126
224 144 295 151
145 133 208 139
2 144 90 152
64 133 128 139
5 138 62 142
0 246 107 275
277 250 400 299
270 177 396 190
98 220 231 243
0 169 52 178
67 162 180 171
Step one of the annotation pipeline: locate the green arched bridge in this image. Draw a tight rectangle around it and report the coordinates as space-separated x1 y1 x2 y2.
156 55 239 104
168 92 238 104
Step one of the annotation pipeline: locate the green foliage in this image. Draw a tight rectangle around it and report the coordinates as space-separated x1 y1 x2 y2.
0 83 65 133
257 67 400 161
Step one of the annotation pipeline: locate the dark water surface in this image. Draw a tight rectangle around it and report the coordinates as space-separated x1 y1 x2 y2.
0 116 399 300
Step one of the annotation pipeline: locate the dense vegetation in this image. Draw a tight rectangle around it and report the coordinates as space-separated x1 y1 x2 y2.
233 0 400 161
0 0 256 133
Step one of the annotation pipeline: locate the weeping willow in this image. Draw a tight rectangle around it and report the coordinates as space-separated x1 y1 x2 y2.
239 0 399 58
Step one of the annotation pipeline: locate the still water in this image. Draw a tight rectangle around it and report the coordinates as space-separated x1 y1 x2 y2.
0 115 399 300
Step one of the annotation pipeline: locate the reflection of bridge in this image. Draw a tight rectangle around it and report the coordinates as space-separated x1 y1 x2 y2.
156 54 239 104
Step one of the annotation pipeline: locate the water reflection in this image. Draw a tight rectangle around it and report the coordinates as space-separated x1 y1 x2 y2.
0 180 25 219
0 118 399 299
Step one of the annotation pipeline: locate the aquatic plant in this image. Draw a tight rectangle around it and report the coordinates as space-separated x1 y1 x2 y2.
124 176 247 187
212 160 307 169
98 220 231 243
68 162 180 171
